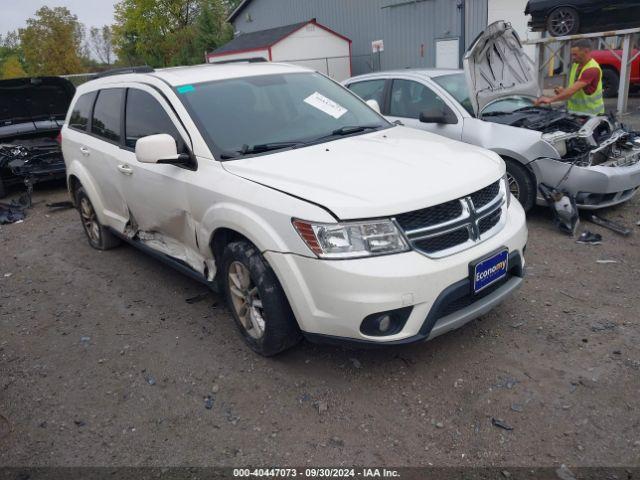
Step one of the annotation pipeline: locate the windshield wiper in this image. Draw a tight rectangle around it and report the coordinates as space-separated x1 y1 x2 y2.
307 124 384 144
241 141 305 155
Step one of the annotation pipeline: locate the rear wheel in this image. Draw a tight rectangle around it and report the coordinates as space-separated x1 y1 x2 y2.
75 186 121 250
221 240 301 356
602 68 620 98
505 160 536 213
546 7 580 37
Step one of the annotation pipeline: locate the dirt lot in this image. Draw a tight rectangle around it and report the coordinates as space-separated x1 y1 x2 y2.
1 183 639 468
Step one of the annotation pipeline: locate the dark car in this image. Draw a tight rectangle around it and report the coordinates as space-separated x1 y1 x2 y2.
526 0 640 37
0 76 75 198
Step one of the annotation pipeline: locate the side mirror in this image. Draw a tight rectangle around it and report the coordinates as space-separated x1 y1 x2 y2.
135 133 187 165
419 107 457 125
366 99 381 114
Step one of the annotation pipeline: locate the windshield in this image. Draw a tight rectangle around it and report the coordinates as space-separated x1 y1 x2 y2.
481 96 535 115
175 72 389 159
432 73 474 116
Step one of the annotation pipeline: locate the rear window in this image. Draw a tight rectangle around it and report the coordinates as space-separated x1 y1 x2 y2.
91 89 123 143
68 92 97 131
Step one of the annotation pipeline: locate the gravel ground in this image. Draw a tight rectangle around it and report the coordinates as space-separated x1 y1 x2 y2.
1 183 639 468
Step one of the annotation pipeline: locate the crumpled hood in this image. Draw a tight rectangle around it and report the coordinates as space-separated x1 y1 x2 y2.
222 126 504 220
463 20 541 116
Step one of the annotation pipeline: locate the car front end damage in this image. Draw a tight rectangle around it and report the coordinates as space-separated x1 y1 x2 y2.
486 107 640 209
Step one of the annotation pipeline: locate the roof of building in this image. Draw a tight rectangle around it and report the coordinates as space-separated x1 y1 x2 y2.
210 19 351 58
228 0 255 23
212 20 309 55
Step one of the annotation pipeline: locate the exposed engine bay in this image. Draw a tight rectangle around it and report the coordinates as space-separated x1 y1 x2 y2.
0 137 64 179
483 106 640 168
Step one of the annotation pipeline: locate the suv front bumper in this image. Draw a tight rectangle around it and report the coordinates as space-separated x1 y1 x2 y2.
265 200 528 344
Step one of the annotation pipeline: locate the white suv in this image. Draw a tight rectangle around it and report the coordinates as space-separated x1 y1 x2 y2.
61 62 528 356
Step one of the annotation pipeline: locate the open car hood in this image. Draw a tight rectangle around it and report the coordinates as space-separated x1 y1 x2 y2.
463 21 540 116
0 76 75 139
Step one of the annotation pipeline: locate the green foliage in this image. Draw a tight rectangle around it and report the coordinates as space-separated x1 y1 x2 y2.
0 55 27 79
112 0 233 67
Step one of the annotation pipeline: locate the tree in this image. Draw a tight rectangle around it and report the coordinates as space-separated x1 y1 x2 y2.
19 6 85 75
89 25 114 64
112 0 233 67
0 55 27 79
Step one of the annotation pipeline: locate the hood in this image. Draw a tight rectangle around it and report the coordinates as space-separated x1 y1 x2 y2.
222 126 504 220
0 76 75 139
463 21 540 116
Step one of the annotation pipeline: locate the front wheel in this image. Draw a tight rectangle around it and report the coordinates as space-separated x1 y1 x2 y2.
602 68 620 98
221 240 301 356
546 7 580 37
505 160 536 213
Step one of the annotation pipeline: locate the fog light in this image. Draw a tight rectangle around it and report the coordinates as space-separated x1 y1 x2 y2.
360 307 413 337
378 315 391 333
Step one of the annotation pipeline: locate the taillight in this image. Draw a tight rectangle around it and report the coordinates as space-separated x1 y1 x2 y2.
56 132 62 145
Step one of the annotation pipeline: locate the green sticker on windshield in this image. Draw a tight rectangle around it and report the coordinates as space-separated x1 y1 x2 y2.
177 85 195 94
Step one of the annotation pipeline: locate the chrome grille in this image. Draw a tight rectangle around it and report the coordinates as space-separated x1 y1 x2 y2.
395 180 506 258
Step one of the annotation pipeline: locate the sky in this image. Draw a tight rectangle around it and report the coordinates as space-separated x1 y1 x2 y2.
0 0 118 37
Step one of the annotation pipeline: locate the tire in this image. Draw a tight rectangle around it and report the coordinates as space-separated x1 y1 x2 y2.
75 186 121 250
505 160 536 213
602 68 620 98
221 240 301 356
546 7 580 37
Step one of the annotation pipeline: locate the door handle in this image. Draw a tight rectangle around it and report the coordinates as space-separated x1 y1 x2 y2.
117 164 133 175
80 146 90 156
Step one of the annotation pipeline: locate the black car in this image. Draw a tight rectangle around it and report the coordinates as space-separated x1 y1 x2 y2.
0 76 74 198
526 0 640 37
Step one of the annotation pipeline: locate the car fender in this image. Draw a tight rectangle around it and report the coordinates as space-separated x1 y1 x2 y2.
462 117 559 165
65 159 108 224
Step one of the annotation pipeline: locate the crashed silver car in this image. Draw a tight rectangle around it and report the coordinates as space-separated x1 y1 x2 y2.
344 21 640 211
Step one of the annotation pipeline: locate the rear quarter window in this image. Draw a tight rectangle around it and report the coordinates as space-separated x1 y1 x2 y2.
68 91 97 131
91 89 124 143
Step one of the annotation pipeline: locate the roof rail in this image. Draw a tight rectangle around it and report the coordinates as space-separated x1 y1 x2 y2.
210 57 268 65
95 66 155 78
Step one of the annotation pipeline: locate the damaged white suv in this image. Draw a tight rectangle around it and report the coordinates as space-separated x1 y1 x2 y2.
62 62 527 356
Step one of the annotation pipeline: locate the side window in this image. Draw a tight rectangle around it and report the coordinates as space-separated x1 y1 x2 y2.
91 89 123 143
68 92 97 131
348 80 386 107
125 89 183 150
389 79 449 119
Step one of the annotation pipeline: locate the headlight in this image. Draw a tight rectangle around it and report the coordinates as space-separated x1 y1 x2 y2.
292 218 410 259
502 173 512 208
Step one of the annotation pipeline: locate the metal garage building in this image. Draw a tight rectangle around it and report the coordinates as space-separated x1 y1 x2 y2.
222 0 536 76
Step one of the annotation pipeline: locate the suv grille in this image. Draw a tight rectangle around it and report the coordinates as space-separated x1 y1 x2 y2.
394 180 505 258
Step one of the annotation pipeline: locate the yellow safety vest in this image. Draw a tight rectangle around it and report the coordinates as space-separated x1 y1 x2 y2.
567 58 604 115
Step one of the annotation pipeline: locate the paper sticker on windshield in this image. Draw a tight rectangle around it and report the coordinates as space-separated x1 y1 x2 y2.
304 92 347 119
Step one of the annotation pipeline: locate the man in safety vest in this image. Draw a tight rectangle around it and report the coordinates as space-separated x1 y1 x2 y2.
535 39 605 115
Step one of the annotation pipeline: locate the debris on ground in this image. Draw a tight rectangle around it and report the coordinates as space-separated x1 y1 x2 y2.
46 201 74 210
591 321 616 332
0 202 26 225
316 400 328 414
143 373 156 386
596 259 618 264
204 395 214 410
588 214 632 236
185 292 210 304
576 231 602 245
538 183 579 236
349 358 362 369
491 418 514 431
555 464 577 480
510 403 524 413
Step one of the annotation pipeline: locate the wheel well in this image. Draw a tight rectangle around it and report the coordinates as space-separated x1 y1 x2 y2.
68 175 81 204
501 156 537 186
210 228 250 265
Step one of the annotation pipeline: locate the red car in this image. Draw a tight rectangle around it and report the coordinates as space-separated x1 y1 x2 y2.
591 48 640 97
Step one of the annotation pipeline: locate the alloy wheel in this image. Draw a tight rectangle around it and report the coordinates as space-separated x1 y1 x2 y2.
227 261 266 340
80 197 100 244
506 172 521 199
548 8 577 36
